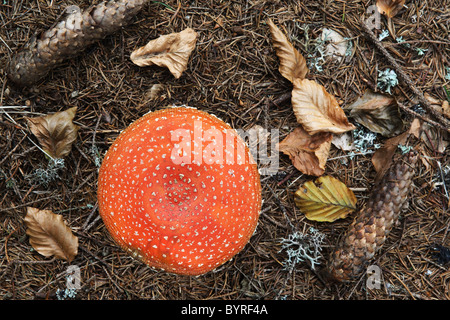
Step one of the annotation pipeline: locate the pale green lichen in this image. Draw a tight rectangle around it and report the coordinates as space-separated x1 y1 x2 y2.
26 158 65 187
280 227 325 271
377 68 398 94
378 30 389 41
396 36 410 48
56 288 78 300
89 144 102 168
398 144 413 154
352 126 380 153
415 47 428 56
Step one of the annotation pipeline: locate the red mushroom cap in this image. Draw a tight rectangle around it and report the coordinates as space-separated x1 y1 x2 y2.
97 107 261 275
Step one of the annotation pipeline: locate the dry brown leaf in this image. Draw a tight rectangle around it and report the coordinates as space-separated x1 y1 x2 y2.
277 126 332 176
267 19 308 83
376 0 406 18
214 16 224 29
130 28 198 79
417 121 450 154
26 107 79 159
372 131 410 183
407 116 449 153
345 89 404 137
331 132 354 151
408 117 422 137
24 207 78 262
442 100 450 118
292 78 356 135
425 93 450 119
294 176 357 222
321 28 348 63
372 118 419 182
424 92 442 106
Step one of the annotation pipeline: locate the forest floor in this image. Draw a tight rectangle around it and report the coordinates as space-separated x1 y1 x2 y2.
0 0 449 300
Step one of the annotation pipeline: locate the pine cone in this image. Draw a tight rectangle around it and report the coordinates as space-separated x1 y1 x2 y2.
7 0 149 86
327 151 418 282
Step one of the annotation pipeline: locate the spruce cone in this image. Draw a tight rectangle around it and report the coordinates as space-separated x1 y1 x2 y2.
328 151 418 282
7 0 149 86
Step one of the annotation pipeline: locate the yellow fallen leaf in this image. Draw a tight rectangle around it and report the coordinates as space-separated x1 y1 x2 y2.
376 0 406 18
267 19 308 83
130 28 198 79
277 126 332 177
24 207 78 262
292 78 356 135
294 176 357 222
26 107 79 159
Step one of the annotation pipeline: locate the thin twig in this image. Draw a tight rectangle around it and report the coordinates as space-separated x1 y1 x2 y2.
360 18 450 132
0 134 28 167
85 215 102 232
168 1 181 26
82 202 99 230
267 91 292 109
396 101 449 132
0 258 56 282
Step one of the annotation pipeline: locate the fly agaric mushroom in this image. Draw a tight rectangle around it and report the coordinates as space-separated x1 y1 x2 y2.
97 107 261 275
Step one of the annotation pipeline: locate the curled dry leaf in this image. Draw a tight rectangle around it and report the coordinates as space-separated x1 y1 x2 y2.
24 207 78 262
389 116 449 155
294 176 357 222
130 28 198 79
376 0 406 18
331 132 354 151
345 89 404 137
372 118 420 183
267 19 308 83
443 100 450 119
425 93 450 119
277 126 332 177
292 78 356 135
417 121 450 154
26 107 79 159
425 92 442 107
321 28 348 63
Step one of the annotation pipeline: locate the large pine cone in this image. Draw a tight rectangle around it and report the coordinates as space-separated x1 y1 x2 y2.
7 0 148 86
328 151 418 282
